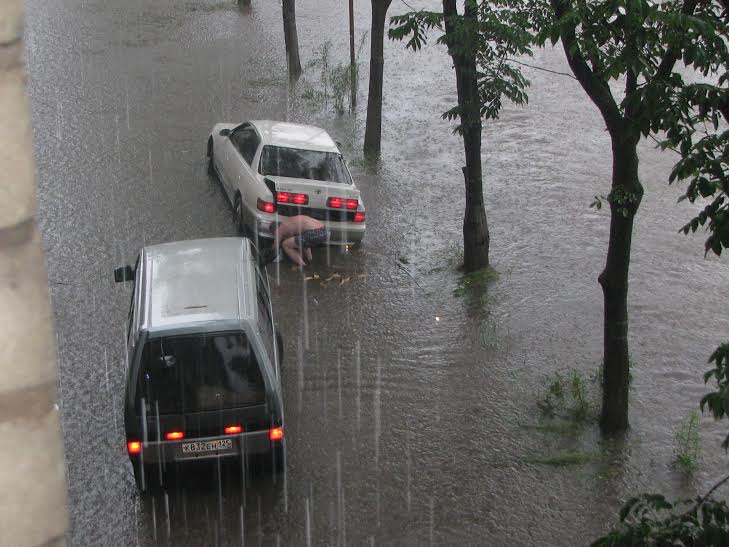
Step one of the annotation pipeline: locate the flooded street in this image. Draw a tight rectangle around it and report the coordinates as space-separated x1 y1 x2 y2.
25 0 729 544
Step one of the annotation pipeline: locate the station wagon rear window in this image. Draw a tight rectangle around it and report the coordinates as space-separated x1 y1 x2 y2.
136 332 265 415
259 145 352 184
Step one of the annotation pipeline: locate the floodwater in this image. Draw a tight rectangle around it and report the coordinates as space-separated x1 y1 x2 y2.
25 0 729 544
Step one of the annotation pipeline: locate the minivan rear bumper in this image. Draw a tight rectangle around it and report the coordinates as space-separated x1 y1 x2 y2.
133 431 276 464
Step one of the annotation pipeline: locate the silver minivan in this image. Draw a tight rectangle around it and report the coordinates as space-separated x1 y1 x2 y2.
115 237 285 493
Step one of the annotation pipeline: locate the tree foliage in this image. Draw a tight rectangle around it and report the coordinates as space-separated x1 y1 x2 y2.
391 2 729 537
593 492 729 546
388 0 533 131
537 0 729 541
702 343 729 449
530 0 729 259
594 340 729 543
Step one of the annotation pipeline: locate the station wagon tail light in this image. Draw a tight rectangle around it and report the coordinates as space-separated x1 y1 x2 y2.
257 198 275 214
277 192 309 206
327 197 358 210
354 212 366 223
224 425 243 435
165 431 184 441
269 427 284 441
127 441 142 454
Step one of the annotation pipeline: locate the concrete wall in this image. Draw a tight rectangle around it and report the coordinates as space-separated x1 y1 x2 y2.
0 1 69 545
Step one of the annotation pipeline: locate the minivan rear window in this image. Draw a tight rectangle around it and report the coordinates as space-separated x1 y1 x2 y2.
136 332 265 415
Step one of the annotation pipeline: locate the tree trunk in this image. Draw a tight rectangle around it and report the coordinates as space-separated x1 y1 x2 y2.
363 0 392 155
598 130 643 434
443 0 489 271
282 0 302 80
349 0 357 112
0 1 68 544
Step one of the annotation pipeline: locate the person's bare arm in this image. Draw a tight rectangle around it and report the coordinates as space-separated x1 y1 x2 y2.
273 229 281 250
273 221 290 250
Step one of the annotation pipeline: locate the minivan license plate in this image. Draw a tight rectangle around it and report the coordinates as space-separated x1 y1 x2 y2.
182 439 233 454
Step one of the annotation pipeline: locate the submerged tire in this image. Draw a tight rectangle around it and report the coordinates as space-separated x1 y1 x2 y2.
133 462 162 496
233 193 250 236
265 444 285 474
273 445 285 473
207 137 216 178
276 330 284 365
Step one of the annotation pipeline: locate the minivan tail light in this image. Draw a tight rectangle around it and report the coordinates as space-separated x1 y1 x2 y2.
224 425 242 435
165 431 184 441
257 198 276 214
127 441 142 454
269 427 284 441
345 199 358 210
277 192 309 205
353 212 366 223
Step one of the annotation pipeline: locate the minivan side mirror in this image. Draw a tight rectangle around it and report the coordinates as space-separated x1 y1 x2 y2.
114 265 134 283
220 128 231 137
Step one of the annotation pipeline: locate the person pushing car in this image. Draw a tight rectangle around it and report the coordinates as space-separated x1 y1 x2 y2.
268 215 330 267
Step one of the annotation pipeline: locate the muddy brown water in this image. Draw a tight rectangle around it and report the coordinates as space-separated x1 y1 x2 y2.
25 0 729 544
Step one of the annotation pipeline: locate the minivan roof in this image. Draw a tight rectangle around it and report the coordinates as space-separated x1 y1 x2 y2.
141 238 257 334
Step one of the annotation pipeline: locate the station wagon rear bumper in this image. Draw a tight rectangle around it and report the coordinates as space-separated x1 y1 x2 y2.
251 215 366 246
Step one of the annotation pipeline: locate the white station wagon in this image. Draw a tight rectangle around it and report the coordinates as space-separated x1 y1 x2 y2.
207 120 366 246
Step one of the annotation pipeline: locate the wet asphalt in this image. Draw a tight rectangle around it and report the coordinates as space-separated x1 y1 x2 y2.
25 0 729 544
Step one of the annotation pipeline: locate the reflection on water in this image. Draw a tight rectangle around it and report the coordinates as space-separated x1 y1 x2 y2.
26 0 729 544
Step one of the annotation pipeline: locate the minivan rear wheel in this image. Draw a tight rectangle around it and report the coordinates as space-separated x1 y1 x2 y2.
276 330 284 364
133 461 162 495
265 444 285 474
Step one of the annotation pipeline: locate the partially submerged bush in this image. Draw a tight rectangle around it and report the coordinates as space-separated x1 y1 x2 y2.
674 410 701 474
537 369 595 422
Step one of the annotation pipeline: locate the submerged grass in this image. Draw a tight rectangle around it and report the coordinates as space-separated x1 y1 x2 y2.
536 368 596 423
519 421 581 435
526 451 594 467
674 410 701 474
453 267 499 297
302 34 369 115
448 242 464 266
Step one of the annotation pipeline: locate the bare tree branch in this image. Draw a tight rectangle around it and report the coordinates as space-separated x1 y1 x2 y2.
504 58 577 79
697 472 729 506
